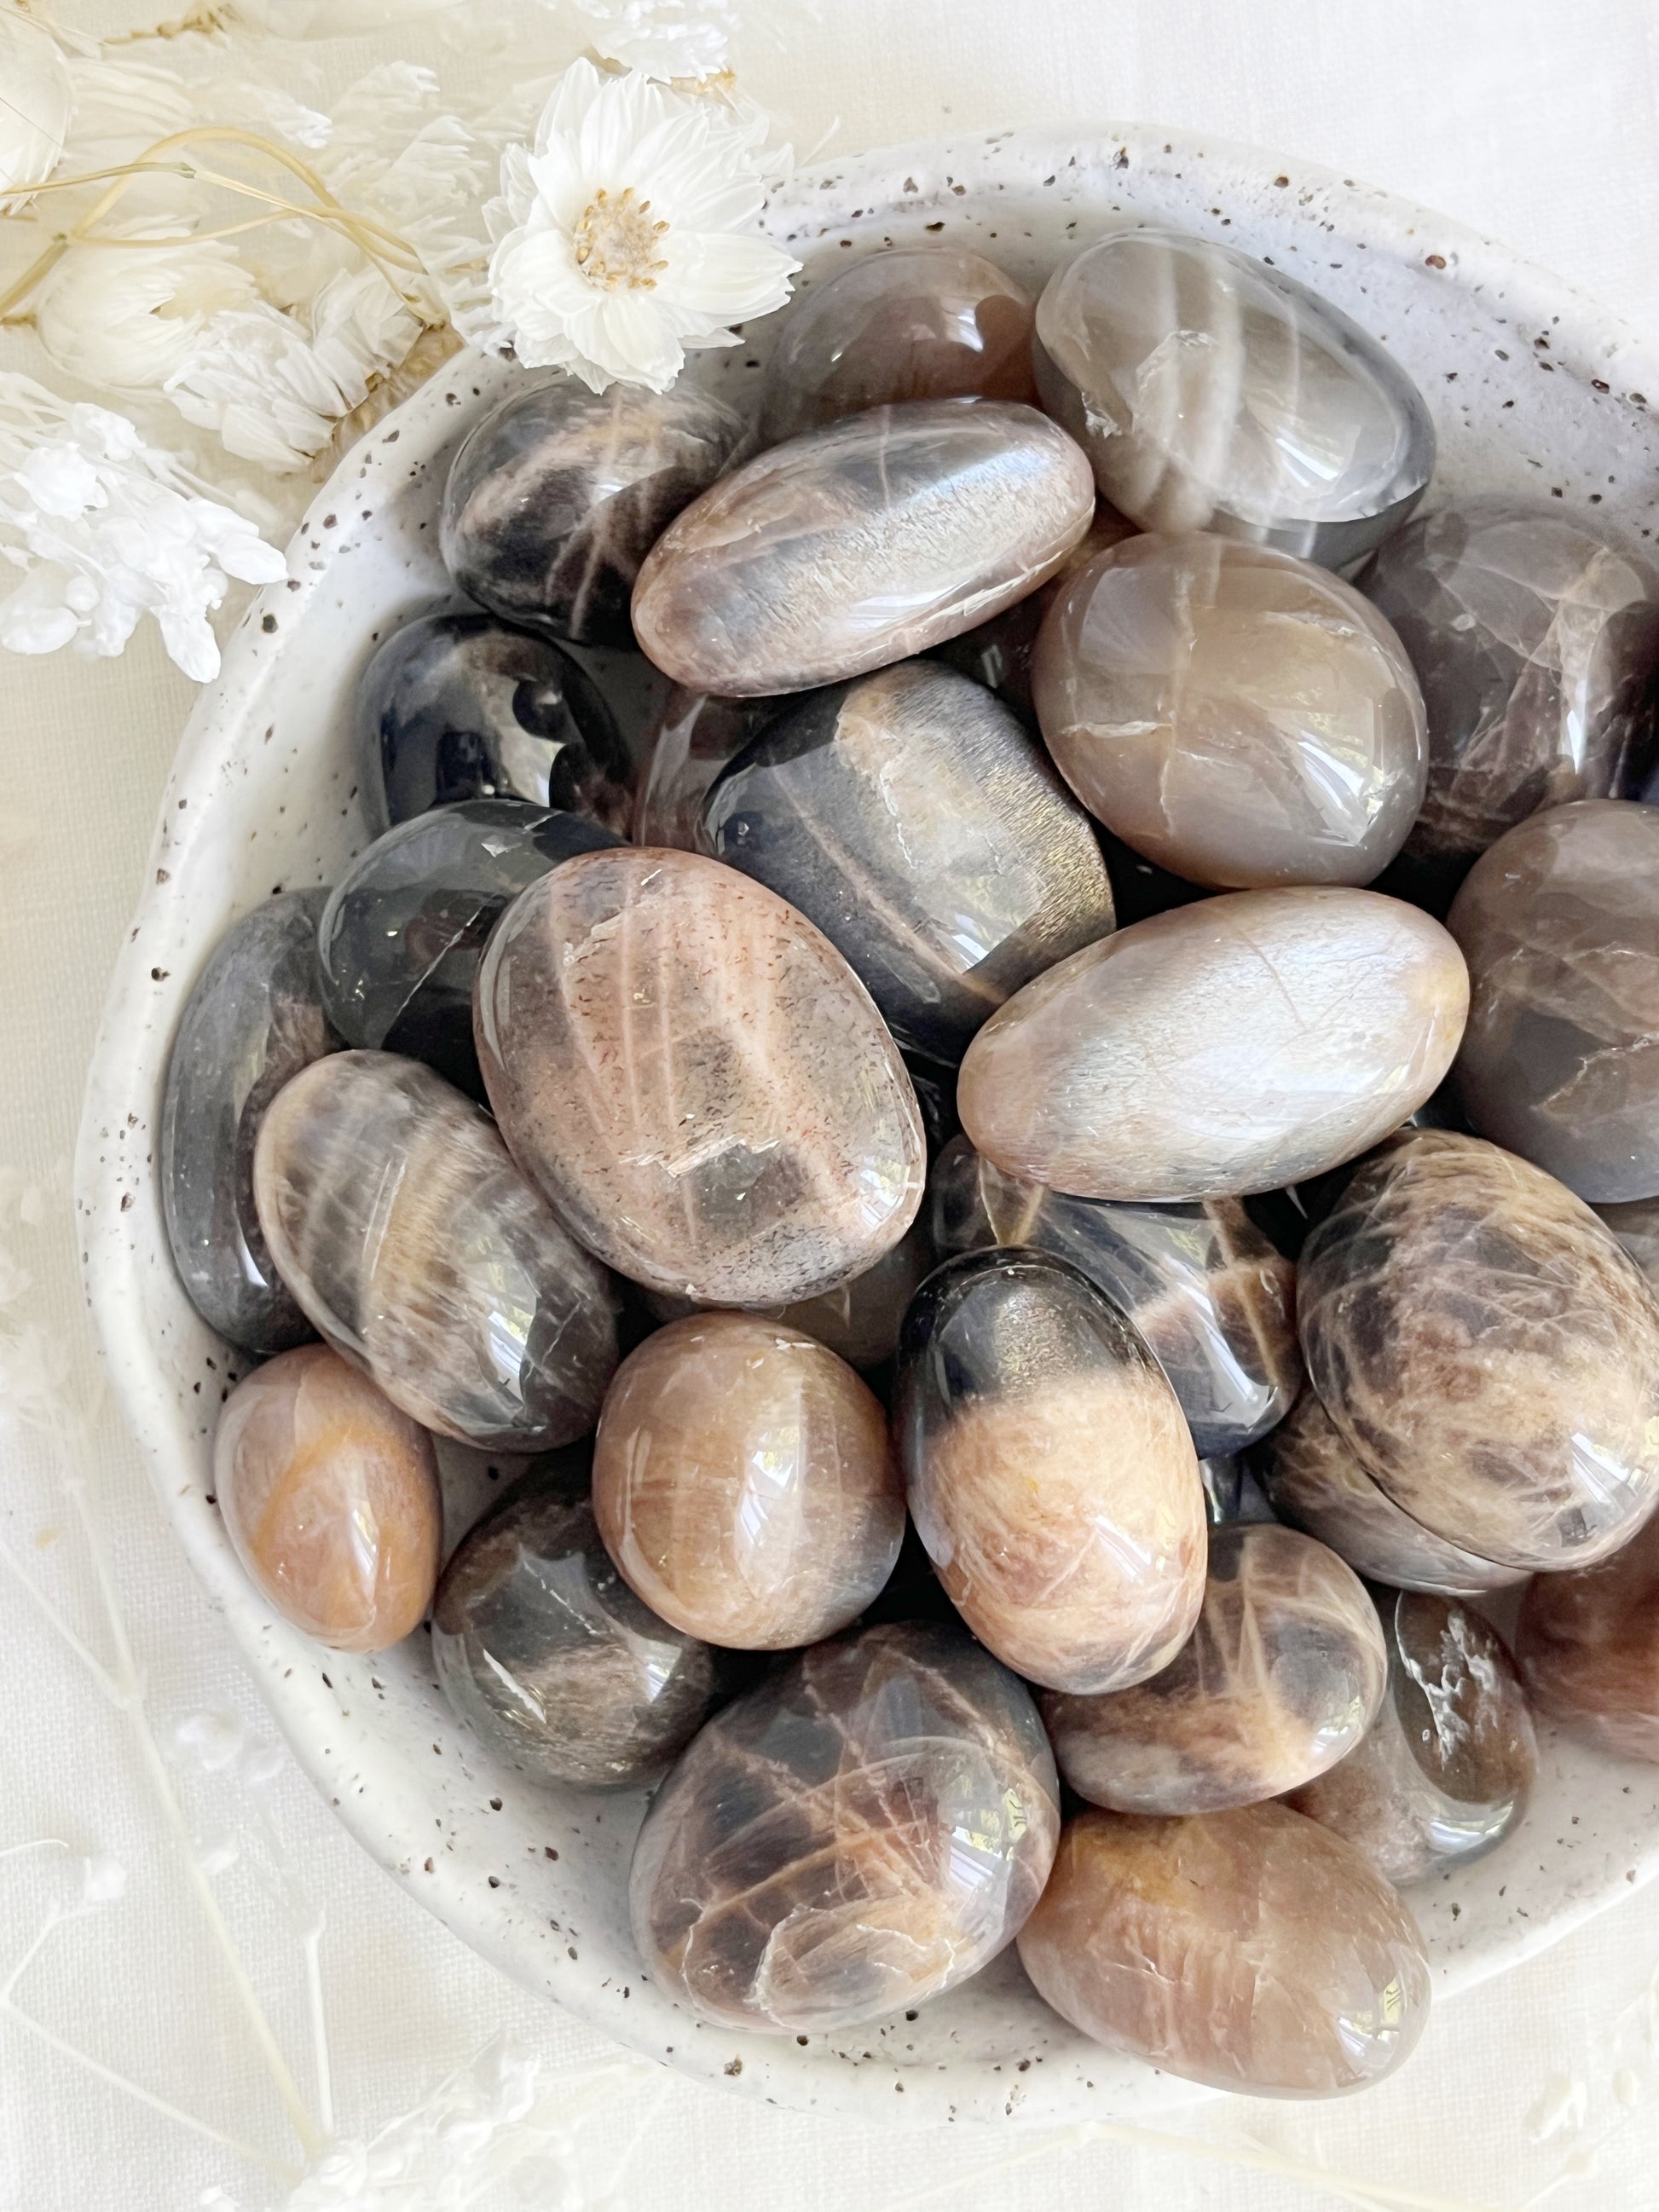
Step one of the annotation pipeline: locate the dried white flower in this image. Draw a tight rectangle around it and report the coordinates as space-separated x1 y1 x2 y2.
0 374 285 682
575 0 737 81
485 59 795 392
0 13 72 202
232 0 468 32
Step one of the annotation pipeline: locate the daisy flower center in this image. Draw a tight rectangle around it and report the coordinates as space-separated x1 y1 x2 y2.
573 187 670 292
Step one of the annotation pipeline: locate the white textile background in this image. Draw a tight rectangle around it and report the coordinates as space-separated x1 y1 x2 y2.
5 3 1659 2207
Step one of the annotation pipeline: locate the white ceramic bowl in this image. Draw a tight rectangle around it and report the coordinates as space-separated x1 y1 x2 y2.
78 124 1659 2128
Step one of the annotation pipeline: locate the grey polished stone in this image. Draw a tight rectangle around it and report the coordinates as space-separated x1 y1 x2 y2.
162 890 343 1355
631 687 783 851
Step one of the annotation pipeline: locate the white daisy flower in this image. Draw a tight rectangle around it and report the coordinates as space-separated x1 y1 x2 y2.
0 13 72 204
574 0 736 82
484 58 796 394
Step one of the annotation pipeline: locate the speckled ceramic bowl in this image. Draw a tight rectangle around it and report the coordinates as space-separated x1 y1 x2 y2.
78 125 1659 2128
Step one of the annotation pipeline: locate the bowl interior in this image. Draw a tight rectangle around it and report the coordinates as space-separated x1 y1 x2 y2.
78 124 1659 2128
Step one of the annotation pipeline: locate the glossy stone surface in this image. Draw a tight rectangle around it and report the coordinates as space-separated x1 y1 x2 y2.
1447 800 1659 1202
957 888 1468 1201
631 401 1095 696
1041 1524 1386 1814
1517 1511 1659 1762
162 891 342 1355
1260 1388 1527 1596
758 244 1037 442
1298 1129 1659 1570
442 378 746 647
896 1250 1205 1693
317 799 618 1095
214 1344 441 1650
354 609 633 838
1032 533 1428 888
703 659 1115 1060
632 689 781 851
1017 1802 1431 2096
475 848 926 1305
930 502 1137 715
1289 1589 1536 1883
628 1621 1059 2033
1363 501 1659 866
1600 1196 1659 1289
1034 227 1434 566
254 1051 619 1451
592 1314 904 1649
930 1135 1299 1455
432 1447 728 1790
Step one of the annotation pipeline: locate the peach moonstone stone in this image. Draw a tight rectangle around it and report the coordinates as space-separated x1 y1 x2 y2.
1517 1512 1659 1761
213 1344 441 1651
592 1314 905 1649
1017 1802 1431 2096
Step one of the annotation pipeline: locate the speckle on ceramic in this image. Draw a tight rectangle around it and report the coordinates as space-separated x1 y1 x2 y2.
930 1135 1300 1456
161 890 343 1356
1258 1388 1527 1597
1040 1523 1386 1814
703 658 1115 1062
1361 500 1659 867
1289 1589 1536 1884
353 609 633 838
253 1051 620 1451
474 847 926 1306
440 378 748 647
632 688 782 851
1033 227 1434 566
592 1314 905 1649
628 1621 1060 2033
1298 1129 1659 1571
316 798 617 1096
214 1343 441 1651
1032 532 1429 888
1517 1511 1659 1762
758 243 1037 442
896 1249 1206 1693
1448 800 1659 1203
1016 1802 1431 2095
957 888 1468 1201
631 400 1095 696
432 1446 729 1790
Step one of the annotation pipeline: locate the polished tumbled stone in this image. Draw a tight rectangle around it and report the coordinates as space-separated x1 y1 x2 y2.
254 1051 619 1452
629 1621 1059 2033
441 378 747 647
931 502 1139 716
704 659 1115 1061
1599 1196 1659 1290
1448 799 1659 1203
1041 1523 1385 1815
1363 500 1659 867
957 887 1468 1201
1259 1387 1527 1595
432 1447 729 1790
758 242 1037 442
631 400 1095 696
1289 1588 1535 1883
215 1343 441 1651
354 609 632 837
631 688 782 851
162 890 342 1356
896 1249 1206 1693
930 1135 1299 1455
1034 227 1434 566
1517 1511 1659 1763
1298 1129 1659 1570
475 848 926 1306
1017 1802 1431 2095
1032 533 1428 888
317 799 618 1094
592 1314 904 1649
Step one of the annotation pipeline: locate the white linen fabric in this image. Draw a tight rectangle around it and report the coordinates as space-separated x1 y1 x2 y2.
3 3 1659 2206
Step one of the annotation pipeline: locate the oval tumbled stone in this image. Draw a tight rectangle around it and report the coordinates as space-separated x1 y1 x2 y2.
896 1249 1206 1693
957 887 1468 1201
254 1051 619 1452
475 847 925 1305
1017 1802 1431 2095
1299 1129 1659 1570
631 400 1095 696
1516 1511 1659 1763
